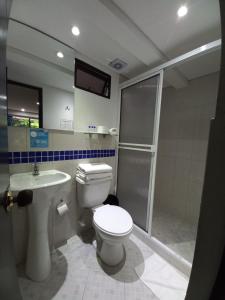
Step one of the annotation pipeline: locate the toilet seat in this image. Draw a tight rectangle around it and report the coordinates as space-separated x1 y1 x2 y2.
93 205 133 236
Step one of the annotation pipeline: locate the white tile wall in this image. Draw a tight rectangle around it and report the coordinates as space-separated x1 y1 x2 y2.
8 127 118 264
154 72 219 227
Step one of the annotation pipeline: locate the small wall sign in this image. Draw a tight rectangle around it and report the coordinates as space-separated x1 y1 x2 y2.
60 119 73 130
30 128 49 148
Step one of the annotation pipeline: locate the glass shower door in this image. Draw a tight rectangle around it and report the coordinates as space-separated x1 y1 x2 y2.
117 72 163 231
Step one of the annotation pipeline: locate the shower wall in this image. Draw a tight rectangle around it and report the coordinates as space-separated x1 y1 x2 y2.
154 72 219 227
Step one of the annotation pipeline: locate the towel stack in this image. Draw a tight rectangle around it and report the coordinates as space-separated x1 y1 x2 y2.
76 163 112 183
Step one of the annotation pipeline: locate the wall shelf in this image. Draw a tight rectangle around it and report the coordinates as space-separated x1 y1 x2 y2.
76 130 109 135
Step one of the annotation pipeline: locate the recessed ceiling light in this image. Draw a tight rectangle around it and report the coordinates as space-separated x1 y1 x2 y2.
177 5 188 17
0 95 7 100
21 108 25 112
200 45 207 51
57 51 64 58
36 102 40 105
71 26 80 36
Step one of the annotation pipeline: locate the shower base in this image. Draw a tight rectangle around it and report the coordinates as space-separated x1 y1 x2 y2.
152 210 197 263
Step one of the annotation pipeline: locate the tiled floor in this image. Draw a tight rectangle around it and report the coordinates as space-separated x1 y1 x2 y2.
152 210 197 263
18 231 188 300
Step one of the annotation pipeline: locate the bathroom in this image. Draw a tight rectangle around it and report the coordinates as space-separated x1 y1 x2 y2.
0 0 224 299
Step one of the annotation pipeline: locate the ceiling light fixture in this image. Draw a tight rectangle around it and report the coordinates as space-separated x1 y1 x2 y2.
36 102 40 105
71 26 80 36
177 5 188 17
57 51 64 58
200 45 207 51
21 108 25 112
0 95 7 100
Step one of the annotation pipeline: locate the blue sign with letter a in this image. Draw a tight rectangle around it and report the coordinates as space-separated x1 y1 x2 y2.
30 129 49 148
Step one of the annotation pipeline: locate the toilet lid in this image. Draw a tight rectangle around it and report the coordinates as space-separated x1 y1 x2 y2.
93 205 133 235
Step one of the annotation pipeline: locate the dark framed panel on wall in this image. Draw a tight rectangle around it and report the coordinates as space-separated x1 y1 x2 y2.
7 80 43 128
74 58 111 99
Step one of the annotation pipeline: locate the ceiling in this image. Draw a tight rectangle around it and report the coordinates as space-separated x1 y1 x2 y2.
9 0 221 82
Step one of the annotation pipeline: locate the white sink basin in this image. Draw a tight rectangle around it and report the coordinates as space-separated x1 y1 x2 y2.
10 170 71 282
10 169 71 191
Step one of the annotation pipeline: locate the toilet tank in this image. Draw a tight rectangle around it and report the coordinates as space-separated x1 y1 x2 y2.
76 178 111 208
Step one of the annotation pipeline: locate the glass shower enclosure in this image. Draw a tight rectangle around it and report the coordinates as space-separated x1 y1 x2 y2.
117 71 163 231
116 40 221 268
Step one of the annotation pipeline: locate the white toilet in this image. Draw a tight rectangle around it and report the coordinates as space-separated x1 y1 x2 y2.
76 163 133 266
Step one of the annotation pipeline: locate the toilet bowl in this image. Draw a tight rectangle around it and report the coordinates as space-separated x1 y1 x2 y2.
93 205 133 266
75 163 133 266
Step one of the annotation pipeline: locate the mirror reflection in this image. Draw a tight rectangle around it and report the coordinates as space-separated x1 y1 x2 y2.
7 20 75 130
7 80 42 128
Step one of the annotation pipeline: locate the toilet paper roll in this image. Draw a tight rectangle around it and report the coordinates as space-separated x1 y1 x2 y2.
109 128 118 136
57 202 69 216
97 126 109 134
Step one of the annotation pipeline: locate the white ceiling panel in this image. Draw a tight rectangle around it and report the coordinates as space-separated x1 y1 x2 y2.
10 0 149 76
114 0 221 57
10 0 221 79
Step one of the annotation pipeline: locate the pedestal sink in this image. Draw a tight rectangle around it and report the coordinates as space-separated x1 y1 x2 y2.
10 170 71 281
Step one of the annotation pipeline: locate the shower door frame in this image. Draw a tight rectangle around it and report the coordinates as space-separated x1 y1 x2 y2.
117 69 164 233
117 39 221 236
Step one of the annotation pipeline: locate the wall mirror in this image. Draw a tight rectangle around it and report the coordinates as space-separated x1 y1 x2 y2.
7 20 76 131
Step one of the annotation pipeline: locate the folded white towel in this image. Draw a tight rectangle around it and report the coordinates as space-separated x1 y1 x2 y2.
76 176 112 185
77 163 112 174
76 170 112 181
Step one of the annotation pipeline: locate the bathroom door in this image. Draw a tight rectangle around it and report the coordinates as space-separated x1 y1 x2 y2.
117 71 163 231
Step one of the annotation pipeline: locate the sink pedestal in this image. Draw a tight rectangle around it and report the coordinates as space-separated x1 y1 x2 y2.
26 189 51 281
10 170 71 281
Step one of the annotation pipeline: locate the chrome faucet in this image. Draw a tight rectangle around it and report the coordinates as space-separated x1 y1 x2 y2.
33 163 39 176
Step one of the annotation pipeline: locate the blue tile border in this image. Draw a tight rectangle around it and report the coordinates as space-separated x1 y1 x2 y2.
8 149 116 164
